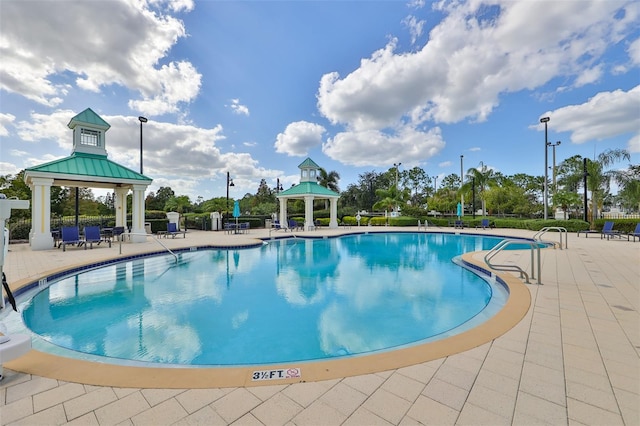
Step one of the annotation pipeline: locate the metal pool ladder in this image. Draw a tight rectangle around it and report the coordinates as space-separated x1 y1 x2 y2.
484 239 542 285
532 226 568 249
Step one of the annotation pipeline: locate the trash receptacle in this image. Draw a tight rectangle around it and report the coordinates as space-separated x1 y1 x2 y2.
265 219 272 229
144 222 151 234
210 212 221 231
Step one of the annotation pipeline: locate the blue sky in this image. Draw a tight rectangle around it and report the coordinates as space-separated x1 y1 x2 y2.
1 0 638 202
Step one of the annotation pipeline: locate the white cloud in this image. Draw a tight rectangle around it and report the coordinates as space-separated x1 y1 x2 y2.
574 65 604 87
0 162 21 175
627 133 640 153
546 85 640 144
317 0 637 131
229 99 250 116
403 15 425 45
274 121 326 156
322 125 444 167
0 0 200 115
628 37 640 66
0 113 15 136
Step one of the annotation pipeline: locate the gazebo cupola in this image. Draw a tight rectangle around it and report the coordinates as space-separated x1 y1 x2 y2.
299 158 320 183
68 108 111 156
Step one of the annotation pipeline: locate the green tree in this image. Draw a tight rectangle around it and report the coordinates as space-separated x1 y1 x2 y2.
615 164 640 213
552 190 582 220
318 168 340 192
146 187 175 211
586 149 630 222
465 162 496 216
405 166 430 207
318 168 340 210
165 195 192 214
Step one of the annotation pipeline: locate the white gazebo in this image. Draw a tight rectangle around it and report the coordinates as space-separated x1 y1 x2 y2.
277 158 340 230
23 108 152 250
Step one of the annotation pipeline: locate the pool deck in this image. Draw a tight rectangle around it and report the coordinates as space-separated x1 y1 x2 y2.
1 226 638 425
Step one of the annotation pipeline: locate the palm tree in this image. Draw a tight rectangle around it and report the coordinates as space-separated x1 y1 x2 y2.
317 168 340 192
615 164 640 213
317 168 340 209
372 186 410 216
586 148 630 223
465 162 496 216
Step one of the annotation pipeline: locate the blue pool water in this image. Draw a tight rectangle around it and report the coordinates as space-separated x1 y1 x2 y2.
21 233 511 366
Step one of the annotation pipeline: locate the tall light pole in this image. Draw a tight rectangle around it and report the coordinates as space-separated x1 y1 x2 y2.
460 155 464 217
540 117 550 220
226 172 234 227
548 140 561 194
434 175 438 193
275 177 283 221
393 162 401 214
138 116 147 174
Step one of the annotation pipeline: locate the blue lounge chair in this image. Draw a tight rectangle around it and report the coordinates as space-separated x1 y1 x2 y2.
167 222 186 238
84 226 111 249
112 226 126 241
288 219 302 231
600 221 622 240
627 223 640 242
272 220 283 231
60 226 85 251
475 219 494 229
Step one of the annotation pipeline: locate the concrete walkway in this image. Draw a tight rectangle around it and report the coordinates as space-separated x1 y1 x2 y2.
1 227 638 425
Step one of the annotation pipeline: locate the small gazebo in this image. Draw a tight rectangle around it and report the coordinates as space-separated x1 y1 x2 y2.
23 108 152 250
276 158 340 230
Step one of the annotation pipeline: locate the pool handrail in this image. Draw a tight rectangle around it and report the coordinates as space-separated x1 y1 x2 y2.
484 239 542 285
532 226 568 249
119 232 178 263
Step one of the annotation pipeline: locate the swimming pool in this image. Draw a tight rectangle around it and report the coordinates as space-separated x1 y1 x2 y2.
17 233 512 367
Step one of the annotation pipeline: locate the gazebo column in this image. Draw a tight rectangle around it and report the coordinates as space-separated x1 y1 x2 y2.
114 187 129 230
304 196 315 230
329 198 339 228
279 198 287 226
130 184 147 243
28 177 54 250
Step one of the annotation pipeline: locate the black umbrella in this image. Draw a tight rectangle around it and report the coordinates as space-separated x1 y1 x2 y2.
2 272 17 312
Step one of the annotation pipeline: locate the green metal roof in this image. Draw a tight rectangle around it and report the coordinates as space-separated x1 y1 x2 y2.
298 158 320 169
68 107 111 130
279 181 339 197
25 152 151 181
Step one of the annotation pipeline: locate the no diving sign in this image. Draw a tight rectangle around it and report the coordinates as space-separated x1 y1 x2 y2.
251 367 301 381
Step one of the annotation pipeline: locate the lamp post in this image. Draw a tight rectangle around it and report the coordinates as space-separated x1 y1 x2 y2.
393 162 401 214
275 177 283 220
548 140 561 194
138 116 147 174
460 155 464 217
540 116 550 220
434 175 438 194
226 172 234 227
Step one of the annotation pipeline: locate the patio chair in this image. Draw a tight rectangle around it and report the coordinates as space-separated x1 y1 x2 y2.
476 219 494 230
112 226 126 241
239 222 250 234
626 223 640 242
288 219 301 231
272 220 283 231
59 226 85 252
600 221 622 240
84 226 111 249
167 222 187 238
